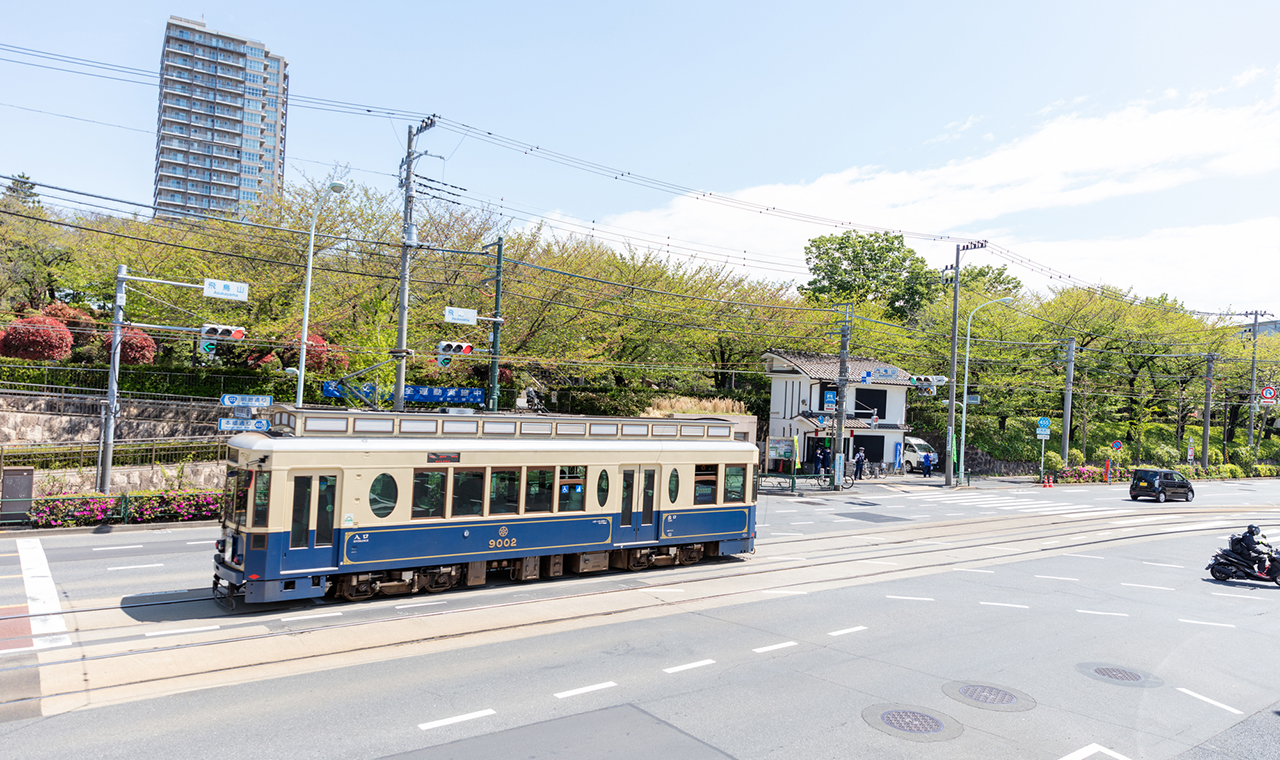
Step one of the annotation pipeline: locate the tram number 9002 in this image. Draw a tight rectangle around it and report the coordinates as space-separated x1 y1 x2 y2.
489 537 517 549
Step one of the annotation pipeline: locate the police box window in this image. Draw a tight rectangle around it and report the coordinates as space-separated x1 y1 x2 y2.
559 466 586 512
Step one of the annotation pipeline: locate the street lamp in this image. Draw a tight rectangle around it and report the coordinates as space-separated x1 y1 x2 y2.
958 296 1013 484
295 180 347 407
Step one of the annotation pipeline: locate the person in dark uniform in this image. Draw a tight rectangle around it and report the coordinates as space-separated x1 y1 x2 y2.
1241 524 1274 577
853 447 866 480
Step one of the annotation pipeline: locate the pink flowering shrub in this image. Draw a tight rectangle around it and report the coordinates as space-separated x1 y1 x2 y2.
28 490 221 528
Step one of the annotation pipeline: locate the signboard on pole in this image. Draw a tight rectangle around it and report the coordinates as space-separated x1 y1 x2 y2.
1038 417 1052 428
221 394 272 407
966 395 981 405
1111 440 1123 451
823 390 836 412
444 306 478 325
218 418 269 432
1262 386 1277 404
203 278 249 302
767 437 795 460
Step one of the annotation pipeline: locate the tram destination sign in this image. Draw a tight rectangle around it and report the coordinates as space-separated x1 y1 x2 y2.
217 418 270 432
221 394 272 407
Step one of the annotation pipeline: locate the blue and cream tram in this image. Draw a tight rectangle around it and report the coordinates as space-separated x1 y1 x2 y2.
212 406 758 606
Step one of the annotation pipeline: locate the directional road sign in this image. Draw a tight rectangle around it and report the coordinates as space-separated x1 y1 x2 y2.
203 278 249 302
444 306 478 325
1036 433 1050 440
221 394 272 407
217 418 270 432
1036 427 1051 437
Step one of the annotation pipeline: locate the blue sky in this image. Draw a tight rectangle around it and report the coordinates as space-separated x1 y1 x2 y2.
2 1 1278 313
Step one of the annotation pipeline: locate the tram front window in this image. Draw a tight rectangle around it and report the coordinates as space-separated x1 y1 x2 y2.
226 468 252 526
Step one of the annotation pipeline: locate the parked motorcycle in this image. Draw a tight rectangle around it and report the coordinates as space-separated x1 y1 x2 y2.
1206 546 1280 585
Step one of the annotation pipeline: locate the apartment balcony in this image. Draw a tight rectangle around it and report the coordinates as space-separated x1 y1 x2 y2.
164 56 192 69
157 164 186 178
211 133 241 147
159 124 189 137
211 174 238 187
215 78 245 94
160 112 190 124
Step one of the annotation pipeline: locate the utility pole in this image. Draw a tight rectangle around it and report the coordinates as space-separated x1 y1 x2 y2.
834 308 850 489
484 237 504 411
945 240 986 485
1244 310 1272 448
1202 354 1214 470
394 118 436 411
1060 336 1076 464
97 265 126 493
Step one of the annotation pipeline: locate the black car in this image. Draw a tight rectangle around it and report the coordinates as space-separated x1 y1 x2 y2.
1130 468 1194 503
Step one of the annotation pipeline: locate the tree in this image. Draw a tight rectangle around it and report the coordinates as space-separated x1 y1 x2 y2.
2 174 39 207
0 316 73 360
103 327 157 365
961 264 1022 297
798 231 939 321
0 177 72 309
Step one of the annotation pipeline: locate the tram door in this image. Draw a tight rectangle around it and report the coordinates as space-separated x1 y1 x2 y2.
617 467 658 544
282 472 341 572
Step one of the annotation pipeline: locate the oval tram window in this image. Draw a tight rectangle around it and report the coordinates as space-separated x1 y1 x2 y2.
668 469 679 503
597 469 609 507
369 473 398 518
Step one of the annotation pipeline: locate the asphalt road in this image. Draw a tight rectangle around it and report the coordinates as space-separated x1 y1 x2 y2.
1 478 1279 759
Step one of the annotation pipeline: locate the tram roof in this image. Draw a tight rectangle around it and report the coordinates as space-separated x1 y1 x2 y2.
226 432 757 455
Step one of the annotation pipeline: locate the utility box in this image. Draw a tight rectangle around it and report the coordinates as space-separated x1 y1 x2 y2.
1 467 33 522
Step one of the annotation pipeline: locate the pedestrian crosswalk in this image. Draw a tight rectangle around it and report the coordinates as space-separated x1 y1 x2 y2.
892 491 1132 518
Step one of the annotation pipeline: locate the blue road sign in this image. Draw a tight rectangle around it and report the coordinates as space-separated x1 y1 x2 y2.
221 394 273 407
218 418 270 432
1038 416 1051 428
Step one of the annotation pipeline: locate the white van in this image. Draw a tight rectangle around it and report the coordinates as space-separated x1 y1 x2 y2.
902 436 937 472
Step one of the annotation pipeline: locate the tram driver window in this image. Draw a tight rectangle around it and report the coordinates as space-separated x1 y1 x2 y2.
490 469 520 515
525 468 554 512
724 465 747 503
558 466 586 512
412 469 446 519
452 469 485 517
693 464 718 505
231 469 252 525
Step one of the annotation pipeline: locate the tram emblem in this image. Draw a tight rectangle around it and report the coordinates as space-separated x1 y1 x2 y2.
499 526 509 537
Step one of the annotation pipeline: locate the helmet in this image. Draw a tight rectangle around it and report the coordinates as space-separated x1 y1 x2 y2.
1249 525 1261 535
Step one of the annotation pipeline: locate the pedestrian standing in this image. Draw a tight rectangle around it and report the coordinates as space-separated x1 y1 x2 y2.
921 452 932 478
821 446 832 476
853 447 866 480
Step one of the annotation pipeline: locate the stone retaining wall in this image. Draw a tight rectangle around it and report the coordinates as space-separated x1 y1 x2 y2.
0 393 220 444
33 461 225 497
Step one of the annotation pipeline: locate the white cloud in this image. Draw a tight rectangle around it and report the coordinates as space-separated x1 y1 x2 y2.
1234 67 1265 87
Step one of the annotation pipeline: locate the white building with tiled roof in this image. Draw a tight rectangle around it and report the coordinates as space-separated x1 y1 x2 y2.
761 348 915 470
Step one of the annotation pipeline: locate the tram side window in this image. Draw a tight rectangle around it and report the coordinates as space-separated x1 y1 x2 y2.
291 476 311 549
559 466 586 512
490 469 520 515
369 474 398 519
525 468 554 512
693 464 718 505
452 469 486 517
412 469 446 519
230 468 252 525
252 471 271 527
723 465 747 503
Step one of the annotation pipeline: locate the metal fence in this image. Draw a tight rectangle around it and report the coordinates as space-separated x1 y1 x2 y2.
0 437 229 472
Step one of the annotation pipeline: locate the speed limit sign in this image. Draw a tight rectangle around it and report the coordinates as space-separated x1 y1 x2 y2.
1262 386 1277 404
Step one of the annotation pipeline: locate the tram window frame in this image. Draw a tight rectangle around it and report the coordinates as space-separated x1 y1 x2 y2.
368 473 399 519
693 464 718 505
723 465 747 503
231 468 251 526
525 467 555 513
596 469 610 508
252 471 271 527
411 468 447 519
668 468 680 504
490 468 521 515
315 475 338 546
558 466 587 512
290 475 311 549
452 468 486 517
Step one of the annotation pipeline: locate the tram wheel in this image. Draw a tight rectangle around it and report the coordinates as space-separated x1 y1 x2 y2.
339 577 376 602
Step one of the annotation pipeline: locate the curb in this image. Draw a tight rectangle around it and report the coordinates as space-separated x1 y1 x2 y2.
0 519 219 538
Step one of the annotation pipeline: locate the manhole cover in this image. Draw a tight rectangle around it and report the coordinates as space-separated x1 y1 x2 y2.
861 704 963 742
1076 662 1163 688
881 710 943 733
959 685 1017 704
943 681 1035 712
1094 667 1142 682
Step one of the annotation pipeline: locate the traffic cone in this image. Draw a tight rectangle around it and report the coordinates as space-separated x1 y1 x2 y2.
1048 476 1054 488
1042 475 1049 488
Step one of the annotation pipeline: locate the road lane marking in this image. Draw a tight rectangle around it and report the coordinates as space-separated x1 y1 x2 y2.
1143 562 1183 568
1177 687 1243 714
280 612 342 622
555 681 617 698
753 641 798 653
885 595 934 601
954 568 995 573
828 626 868 636
789 521 815 525
186 540 214 545
108 564 163 571
1179 619 1235 628
396 601 448 609
946 513 964 516
418 709 496 730
776 509 798 513
981 602 1029 608
1064 554 1105 559
91 545 144 551
1122 583 1174 591
0 574 20 579
664 659 715 673
859 560 898 566
144 625 220 637
16 538 70 649
1212 592 1270 600
1077 610 1128 616
1036 575 1079 581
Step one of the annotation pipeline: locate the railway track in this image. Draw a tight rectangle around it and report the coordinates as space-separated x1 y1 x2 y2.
1 503 1270 712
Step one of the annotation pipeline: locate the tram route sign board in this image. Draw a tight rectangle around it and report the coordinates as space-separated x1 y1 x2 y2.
221 394 272 407
218 418 270 432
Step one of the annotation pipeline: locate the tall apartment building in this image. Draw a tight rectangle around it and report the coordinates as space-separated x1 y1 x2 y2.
153 16 287 216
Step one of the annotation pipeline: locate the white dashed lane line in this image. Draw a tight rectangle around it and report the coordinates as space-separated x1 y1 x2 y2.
91 545 144 551
108 564 163 571
1178 688 1243 714
828 626 868 636
396 601 447 609
280 612 342 622
980 602 1029 609
1036 575 1079 581
419 709 496 731
885 595 934 601
1179 619 1236 628
1063 554 1105 559
1143 562 1184 568
753 641 798 653
664 659 715 673
554 681 617 699
1078 610 1129 617
954 568 995 573
1213 592 1270 600
762 590 807 595
1122 583 1174 591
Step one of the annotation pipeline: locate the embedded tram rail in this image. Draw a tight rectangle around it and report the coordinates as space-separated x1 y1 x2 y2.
0 503 1265 714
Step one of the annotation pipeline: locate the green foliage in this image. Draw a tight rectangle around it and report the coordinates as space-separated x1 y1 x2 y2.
798 231 939 321
1067 448 1085 467
1208 449 1223 466
1043 450 1063 472
1149 443 1179 467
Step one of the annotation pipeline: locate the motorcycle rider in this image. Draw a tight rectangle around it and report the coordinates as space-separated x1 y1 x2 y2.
1240 525 1274 577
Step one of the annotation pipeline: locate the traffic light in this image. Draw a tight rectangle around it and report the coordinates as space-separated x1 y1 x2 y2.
199 323 245 355
436 341 473 368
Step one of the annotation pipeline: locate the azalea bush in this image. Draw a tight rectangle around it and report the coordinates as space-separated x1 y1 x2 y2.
0 315 73 360
28 489 221 528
